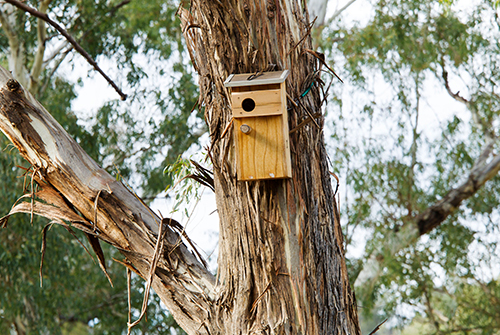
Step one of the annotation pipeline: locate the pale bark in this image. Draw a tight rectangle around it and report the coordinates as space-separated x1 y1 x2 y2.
308 0 360 27
329 0 359 21
355 140 500 289
0 3 29 87
28 0 52 94
0 0 361 333
13 315 27 335
3 0 127 100
0 68 215 334
309 0 329 26
354 65 500 292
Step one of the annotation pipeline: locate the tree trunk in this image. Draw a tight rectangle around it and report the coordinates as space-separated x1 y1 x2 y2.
0 73 216 334
0 0 360 334
0 3 29 87
179 0 359 333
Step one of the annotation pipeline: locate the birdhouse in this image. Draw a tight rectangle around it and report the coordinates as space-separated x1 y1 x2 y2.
224 70 292 181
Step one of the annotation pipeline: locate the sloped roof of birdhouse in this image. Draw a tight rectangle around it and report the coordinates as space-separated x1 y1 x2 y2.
224 70 289 87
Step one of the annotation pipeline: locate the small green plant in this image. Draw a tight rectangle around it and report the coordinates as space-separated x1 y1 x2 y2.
163 156 212 217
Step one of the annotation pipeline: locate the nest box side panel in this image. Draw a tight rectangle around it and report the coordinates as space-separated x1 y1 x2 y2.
235 116 289 180
280 82 292 178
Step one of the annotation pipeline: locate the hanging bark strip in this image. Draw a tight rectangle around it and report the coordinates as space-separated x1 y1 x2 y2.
0 0 362 333
179 0 360 333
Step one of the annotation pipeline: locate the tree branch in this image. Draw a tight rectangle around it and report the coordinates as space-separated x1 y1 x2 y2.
28 0 52 94
441 63 496 140
0 67 214 334
355 138 500 288
416 141 500 235
441 66 469 105
0 3 29 86
4 0 127 100
330 0 359 21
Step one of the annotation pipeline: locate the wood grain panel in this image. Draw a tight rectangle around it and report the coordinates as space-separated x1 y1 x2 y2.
231 89 282 117
234 115 291 180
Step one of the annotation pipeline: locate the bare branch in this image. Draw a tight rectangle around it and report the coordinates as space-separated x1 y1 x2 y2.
330 0 360 21
356 138 500 288
4 0 127 100
416 143 500 235
39 46 72 97
441 63 496 140
441 66 469 105
109 0 131 16
368 318 388 335
28 0 52 93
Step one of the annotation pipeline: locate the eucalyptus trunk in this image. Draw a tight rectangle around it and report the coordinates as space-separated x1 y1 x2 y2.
179 0 359 333
0 0 360 334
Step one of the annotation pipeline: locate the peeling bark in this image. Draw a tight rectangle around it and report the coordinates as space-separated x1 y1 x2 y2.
180 0 359 333
0 70 215 334
0 0 362 333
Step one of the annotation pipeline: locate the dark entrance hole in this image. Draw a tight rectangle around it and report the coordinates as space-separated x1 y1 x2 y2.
242 98 256 112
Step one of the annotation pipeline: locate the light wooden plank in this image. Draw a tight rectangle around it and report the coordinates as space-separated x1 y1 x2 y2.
231 89 282 117
280 83 292 177
234 116 291 180
224 70 289 87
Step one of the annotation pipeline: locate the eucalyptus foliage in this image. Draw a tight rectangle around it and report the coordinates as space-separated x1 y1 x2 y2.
0 0 200 333
322 0 500 333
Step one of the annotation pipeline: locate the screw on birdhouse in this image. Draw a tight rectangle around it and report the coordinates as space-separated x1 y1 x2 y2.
240 124 252 134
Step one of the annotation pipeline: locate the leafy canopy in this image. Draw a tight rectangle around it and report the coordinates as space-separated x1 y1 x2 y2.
321 0 500 333
0 0 200 333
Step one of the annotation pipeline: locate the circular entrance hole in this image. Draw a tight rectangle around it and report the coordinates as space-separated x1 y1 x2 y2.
241 98 256 112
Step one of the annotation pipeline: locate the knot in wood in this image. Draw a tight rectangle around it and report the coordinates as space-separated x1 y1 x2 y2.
6 79 21 93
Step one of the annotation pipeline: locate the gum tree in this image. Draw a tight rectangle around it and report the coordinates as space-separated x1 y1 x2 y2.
0 0 199 333
0 0 360 334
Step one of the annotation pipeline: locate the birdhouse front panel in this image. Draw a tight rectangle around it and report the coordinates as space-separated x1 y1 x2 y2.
234 115 290 180
231 89 282 117
224 70 292 181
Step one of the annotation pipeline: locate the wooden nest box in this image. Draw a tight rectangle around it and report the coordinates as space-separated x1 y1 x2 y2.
224 70 292 181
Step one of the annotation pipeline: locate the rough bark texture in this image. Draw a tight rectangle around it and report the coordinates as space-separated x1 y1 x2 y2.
180 1 360 333
0 71 216 335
